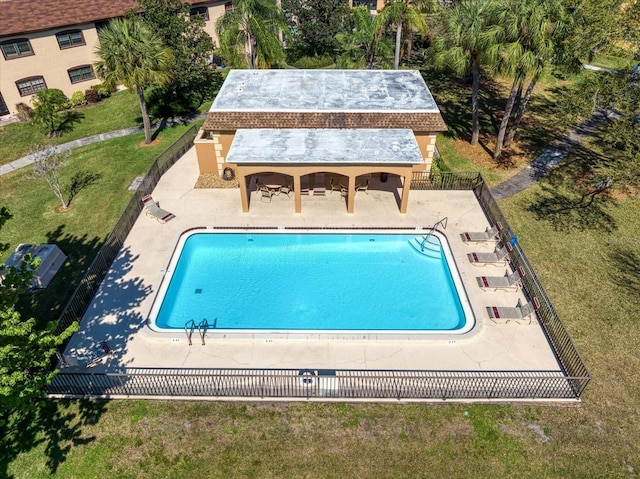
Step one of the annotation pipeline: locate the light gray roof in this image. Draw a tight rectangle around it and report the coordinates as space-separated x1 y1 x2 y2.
227 129 425 165
211 69 440 113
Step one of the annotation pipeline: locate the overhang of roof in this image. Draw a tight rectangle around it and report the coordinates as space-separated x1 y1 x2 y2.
204 111 448 132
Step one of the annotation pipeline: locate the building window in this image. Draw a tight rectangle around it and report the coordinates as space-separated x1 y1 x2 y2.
0 38 34 60
224 2 234 11
352 0 377 10
16 76 47 96
68 65 96 84
56 30 86 49
0 93 8 116
190 6 209 21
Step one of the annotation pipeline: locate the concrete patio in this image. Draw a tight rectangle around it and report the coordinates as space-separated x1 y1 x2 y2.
61 145 562 377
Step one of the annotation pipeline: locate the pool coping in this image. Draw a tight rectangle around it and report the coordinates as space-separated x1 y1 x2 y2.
144 227 477 338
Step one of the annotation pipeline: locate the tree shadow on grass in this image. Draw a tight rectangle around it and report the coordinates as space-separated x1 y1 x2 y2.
2 238 153 475
525 183 617 232
608 247 640 306
0 399 108 477
523 144 618 232
57 110 85 136
67 170 103 206
15 225 103 324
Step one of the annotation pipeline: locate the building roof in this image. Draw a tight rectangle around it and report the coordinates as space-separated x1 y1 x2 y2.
227 129 425 165
204 70 448 132
0 0 212 37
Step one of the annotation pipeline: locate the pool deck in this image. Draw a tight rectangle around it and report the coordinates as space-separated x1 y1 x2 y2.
62 146 562 376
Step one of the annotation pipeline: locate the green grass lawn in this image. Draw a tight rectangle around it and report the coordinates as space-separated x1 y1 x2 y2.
2 70 639 477
0 122 200 322
0 90 142 165
4 152 639 479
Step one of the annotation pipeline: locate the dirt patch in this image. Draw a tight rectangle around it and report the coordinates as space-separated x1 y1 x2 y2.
454 136 529 171
194 173 239 189
139 139 161 147
57 204 74 213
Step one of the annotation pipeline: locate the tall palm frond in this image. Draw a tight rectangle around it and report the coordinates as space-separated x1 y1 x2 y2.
377 0 430 70
216 0 288 69
95 18 174 144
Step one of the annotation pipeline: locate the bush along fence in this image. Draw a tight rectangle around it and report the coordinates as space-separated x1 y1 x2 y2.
47 165 590 401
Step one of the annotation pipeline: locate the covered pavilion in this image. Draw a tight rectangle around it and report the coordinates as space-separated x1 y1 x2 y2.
194 69 447 213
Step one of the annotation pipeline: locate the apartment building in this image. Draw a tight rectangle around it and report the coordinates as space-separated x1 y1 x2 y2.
0 0 228 117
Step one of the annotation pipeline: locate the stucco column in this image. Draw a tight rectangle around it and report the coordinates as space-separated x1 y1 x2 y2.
346 175 356 214
399 174 410 214
240 174 250 212
293 175 302 213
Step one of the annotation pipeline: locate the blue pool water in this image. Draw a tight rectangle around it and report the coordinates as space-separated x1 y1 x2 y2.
149 231 473 333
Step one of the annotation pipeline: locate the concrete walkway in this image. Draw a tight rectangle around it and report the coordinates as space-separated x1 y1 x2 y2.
0 126 144 176
0 113 207 176
489 109 611 200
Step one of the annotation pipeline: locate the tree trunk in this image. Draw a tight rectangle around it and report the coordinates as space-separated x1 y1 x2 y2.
137 86 152 145
505 78 537 148
247 33 255 69
493 77 521 161
470 55 480 146
394 22 402 70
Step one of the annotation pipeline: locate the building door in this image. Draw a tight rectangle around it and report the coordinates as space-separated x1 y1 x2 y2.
0 92 8 116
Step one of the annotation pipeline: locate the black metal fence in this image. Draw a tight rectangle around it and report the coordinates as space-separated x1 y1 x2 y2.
47 368 580 400
54 124 198 336
472 181 591 397
411 170 482 190
48 162 590 401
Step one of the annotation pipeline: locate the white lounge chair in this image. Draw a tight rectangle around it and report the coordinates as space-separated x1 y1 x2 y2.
477 267 524 291
487 298 540 324
467 244 510 266
141 195 175 223
460 224 501 243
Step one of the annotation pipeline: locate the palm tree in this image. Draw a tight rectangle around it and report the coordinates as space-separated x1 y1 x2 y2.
335 6 393 69
95 18 174 144
504 0 568 147
432 0 500 145
490 0 565 160
216 0 289 69
377 0 430 70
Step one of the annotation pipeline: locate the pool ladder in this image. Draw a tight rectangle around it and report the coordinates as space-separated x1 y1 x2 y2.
185 319 209 346
408 217 448 258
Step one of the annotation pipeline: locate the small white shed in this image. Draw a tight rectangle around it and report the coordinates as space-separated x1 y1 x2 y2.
0 243 67 289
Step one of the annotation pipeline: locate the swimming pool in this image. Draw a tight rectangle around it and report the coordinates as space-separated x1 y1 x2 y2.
147 229 475 336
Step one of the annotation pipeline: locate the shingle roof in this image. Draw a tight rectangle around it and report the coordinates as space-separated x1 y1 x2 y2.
203 112 448 132
0 0 212 37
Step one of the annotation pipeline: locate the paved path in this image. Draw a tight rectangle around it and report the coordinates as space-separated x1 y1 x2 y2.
489 109 612 200
0 113 207 176
0 126 144 176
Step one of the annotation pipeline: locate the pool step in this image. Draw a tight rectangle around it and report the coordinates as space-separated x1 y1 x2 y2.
408 236 442 259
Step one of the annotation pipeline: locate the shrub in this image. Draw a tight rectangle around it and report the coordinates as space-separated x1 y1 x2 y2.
15 102 33 122
292 55 334 69
91 82 113 98
67 91 87 108
84 89 100 103
31 89 68 136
